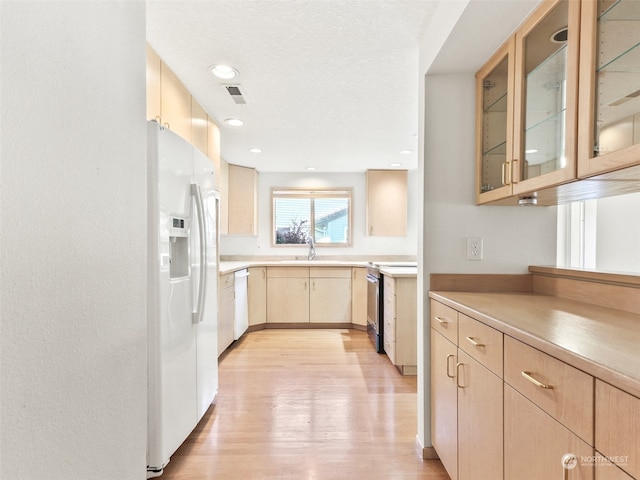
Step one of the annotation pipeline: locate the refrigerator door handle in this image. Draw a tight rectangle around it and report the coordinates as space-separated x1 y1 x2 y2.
190 183 207 324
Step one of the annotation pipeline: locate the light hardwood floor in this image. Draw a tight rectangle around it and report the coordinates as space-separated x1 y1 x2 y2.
161 329 449 480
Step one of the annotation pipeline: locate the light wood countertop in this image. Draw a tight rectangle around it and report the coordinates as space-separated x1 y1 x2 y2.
429 290 640 399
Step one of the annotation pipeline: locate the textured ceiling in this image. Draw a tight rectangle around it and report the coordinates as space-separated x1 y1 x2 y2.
146 1 444 172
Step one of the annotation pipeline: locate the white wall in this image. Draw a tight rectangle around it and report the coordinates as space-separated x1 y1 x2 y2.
595 192 640 272
417 73 557 449
220 170 419 258
1 3 147 479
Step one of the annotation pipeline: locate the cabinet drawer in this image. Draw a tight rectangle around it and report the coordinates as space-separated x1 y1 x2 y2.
220 272 235 288
267 266 309 278
384 290 396 315
384 308 395 341
596 380 640 479
430 300 458 345
458 313 503 378
309 267 351 278
383 275 395 295
504 336 593 444
383 328 396 364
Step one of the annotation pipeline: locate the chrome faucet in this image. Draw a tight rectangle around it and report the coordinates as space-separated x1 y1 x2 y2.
307 237 316 261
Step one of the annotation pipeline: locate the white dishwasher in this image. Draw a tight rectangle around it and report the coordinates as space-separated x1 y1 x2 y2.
233 269 249 340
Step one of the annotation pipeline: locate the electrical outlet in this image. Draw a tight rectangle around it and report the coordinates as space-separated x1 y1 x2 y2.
466 237 483 261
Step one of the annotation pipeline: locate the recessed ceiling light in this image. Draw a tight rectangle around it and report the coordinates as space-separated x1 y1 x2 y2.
389 162 402 167
400 149 412 155
224 118 244 127
249 148 262 154
211 64 238 79
306 167 316 171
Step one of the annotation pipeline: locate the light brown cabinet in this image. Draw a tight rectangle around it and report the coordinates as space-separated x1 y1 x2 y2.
160 62 192 143
430 301 504 480
309 268 351 324
475 0 580 204
577 0 640 178
247 267 267 327
146 44 162 123
504 384 594 480
265 266 352 324
191 98 208 155
227 164 257 236
383 275 416 374
595 380 640 479
218 272 235 356
366 170 407 236
351 267 367 327
207 118 222 190
430 328 458 480
457 350 503 480
477 0 640 204
266 267 309 323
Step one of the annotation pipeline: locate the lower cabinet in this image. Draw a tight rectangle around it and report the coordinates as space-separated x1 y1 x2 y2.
309 267 351 323
218 272 235 356
595 380 640 479
430 300 504 480
265 266 352 324
383 275 417 374
351 267 367 327
504 384 594 480
457 350 503 480
247 266 266 326
431 328 458 480
266 267 309 323
430 297 640 480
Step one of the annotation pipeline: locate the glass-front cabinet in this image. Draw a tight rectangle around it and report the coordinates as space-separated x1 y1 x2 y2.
512 0 581 197
476 39 515 204
475 0 581 204
578 0 640 177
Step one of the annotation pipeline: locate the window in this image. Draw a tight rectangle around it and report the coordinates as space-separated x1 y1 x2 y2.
272 188 351 246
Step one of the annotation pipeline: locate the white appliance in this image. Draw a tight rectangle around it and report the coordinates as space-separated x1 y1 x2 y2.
234 269 249 339
147 121 219 477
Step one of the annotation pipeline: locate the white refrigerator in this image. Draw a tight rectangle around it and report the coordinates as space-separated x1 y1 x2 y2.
147 121 219 477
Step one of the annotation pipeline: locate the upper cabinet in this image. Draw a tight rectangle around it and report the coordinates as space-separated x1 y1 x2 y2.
227 164 258 236
578 0 640 177
476 38 516 204
366 170 407 236
512 0 581 196
476 0 581 204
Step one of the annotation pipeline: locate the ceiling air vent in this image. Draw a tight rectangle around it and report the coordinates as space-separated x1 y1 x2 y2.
225 85 247 105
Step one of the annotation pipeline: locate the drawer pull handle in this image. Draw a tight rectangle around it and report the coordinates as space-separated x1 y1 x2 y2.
446 354 456 378
521 371 553 390
456 362 466 388
465 336 485 347
435 316 448 325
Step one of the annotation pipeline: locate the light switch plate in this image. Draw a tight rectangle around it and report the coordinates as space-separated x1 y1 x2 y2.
466 237 483 260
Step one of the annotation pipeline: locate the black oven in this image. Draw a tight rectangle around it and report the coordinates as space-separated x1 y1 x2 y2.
366 264 384 353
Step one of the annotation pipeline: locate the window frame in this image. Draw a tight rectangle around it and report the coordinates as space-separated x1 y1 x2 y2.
271 187 353 247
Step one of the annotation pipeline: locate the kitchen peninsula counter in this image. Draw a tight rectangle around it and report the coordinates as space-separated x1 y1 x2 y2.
430 266 640 398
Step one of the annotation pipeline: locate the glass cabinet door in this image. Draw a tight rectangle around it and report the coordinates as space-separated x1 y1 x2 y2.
513 0 580 195
475 38 515 204
578 0 640 177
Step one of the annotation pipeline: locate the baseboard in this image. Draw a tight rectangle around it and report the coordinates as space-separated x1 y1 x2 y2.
247 322 364 331
416 435 439 460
